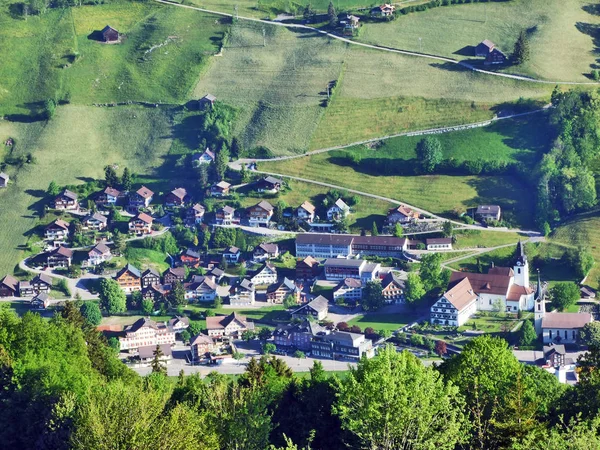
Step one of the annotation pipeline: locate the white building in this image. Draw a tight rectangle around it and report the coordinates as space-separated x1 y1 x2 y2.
229 279 255 306
333 278 363 302
425 238 453 251
184 276 217 302
249 262 278 285
430 278 478 327
119 317 176 351
327 198 350 221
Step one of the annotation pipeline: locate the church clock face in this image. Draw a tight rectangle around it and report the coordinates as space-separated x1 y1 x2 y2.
517 262 522 266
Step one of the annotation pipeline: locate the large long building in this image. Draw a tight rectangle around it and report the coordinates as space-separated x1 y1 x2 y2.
295 233 409 259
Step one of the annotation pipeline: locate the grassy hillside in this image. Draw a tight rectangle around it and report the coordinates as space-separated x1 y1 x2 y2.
357 0 600 82
0 105 173 275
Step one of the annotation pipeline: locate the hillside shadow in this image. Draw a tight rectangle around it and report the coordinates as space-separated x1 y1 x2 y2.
575 22 600 67
24 189 48 218
170 114 202 150
353 213 385 231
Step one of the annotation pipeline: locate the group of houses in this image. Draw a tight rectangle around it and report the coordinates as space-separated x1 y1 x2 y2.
0 273 54 308
430 242 594 345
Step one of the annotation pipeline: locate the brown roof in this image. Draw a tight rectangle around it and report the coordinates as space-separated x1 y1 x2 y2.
443 278 477 311
89 242 111 256
46 219 70 230
215 181 231 189
165 267 186 278
225 246 240 254
296 233 353 246
60 189 78 201
298 256 319 267
480 39 495 49
351 235 409 247
255 200 274 212
190 333 214 346
134 212 153 224
542 313 593 330
51 246 73 258
136 186 154 199
488 267 514 277
450 271 511 296
170 188 187 200
206 312 248 330
104 186 121 197
138 344 171 359
87 212 108 224
192 203 205 213
0 275 19 292
389 205 418 218
34 273 53 286
336 278 362 289
299 201 316 214
426 238 452 245
507 284 533 301
257 243 278 254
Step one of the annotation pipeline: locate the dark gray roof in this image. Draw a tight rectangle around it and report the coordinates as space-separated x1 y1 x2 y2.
293 295 328 314
118 264 141 279
426 238 452 245
138 344 171 359
325 258 365 268
296 233 353 246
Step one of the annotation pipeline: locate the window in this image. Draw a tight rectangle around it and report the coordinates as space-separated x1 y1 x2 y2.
517 268 521 274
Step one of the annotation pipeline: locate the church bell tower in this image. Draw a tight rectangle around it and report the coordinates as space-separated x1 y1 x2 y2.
534 270 545 335
513 240 529 288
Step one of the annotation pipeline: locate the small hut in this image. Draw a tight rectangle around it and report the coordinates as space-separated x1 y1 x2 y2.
199 94 217 109
101 25 120 43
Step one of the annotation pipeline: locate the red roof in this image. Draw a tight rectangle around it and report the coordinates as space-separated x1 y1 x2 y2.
134 212 153 224
136 186 154 199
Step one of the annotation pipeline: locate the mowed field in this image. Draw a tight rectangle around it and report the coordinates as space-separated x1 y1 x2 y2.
358 0 600 81
0 0 225 116
0 105 173 275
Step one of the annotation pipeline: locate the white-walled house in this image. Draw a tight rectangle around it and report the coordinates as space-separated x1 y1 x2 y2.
430 278 478 327
327 198 350 221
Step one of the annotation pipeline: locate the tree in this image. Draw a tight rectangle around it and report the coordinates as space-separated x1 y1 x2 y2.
405 272 426 304
242 329 257 341
121 167 133 192
371 221 378 236
230 137 243 159
293 350 306 359
128 290 143 310
234 228 247 252
419 252 444 291
220 256 228 271
107 336 120 353
104 165 119 187
550 282 580 311
442 221 453 238
303 3 315 22
80 302 102 326
416 136 443 173
43 98 56 120
542 221 551 237
201 228 211 251
393 223 403 238
151 345 167 375
180 330 191 344
333 217 349 233
263 343 276 354
188 320 204 336
512 30 530 65
580 322 600 347
258 327 272 341
519 320 537 347
197 163 209 188
112 230 126 255
283 295 297 309
47 180 60 197
327 1 337 27
334 346 467 450
435 340 447 356
213 295 223 309
362 280 384 311
168 281 186 307
142 298 154 315
98 278 127 314
215 144 230 180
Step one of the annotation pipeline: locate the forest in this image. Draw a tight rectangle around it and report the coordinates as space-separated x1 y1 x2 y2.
1 305 600 450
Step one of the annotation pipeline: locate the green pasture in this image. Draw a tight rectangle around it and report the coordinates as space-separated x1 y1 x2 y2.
347 312 420 332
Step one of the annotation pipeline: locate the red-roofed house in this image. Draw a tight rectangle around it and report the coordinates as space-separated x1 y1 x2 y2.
129 212 153 235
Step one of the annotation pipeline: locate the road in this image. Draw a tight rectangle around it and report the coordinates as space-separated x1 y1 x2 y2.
155 0 599 86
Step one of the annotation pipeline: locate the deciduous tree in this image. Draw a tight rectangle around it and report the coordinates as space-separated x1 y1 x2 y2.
416 136 443 173
99 278 127 315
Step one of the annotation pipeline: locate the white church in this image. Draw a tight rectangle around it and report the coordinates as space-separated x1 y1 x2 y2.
430 241 536 327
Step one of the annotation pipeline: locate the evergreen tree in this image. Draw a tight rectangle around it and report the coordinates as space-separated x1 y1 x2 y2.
393 223 403 238
80 302 102 326
327 1 337 27
215 143 230 181
362 280 384 311
104 165 119 187
519 320 537 347
371 221 378 236
99 278 127 314
512 30 530 65
151 345 167 375
47 180 60 197
416 137 443 173
121 167 133 192
231 137 243 159
442 221 453 238
168 281 186 307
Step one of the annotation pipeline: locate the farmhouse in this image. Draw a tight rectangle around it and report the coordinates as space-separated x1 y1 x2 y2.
475 39 495 57
129 212 153 235
327 198 350 221
292 295 329 321
339 14 360 36
141 268 161 289
426 238 453 251
163 267 186 285
186 204 205 225
0 275 18 297
31 292 50 310
371 4 395 17
256 176 283 193
115 264 142 293
253 242 279 261
485 48 507 65
249 262 278 285
430 277 478 327
192 148 215 166
119 317 176 351
45 219 70 242
18 281 34 297
129 186 154 210
83 212 108 231
0 172 8 188
206 312 254 338
53 189 78 210
296 256 320 280
46 246 73 268
101 25 119 43
476 205 502 222
87 242 112 266
96 187 121 207
296 201 316 223
332 278 363 303
381 271 405 303
31 273 53 294
387 205 418 224
266 277 302 304
229 279 256 306
184 276 217 302
165 188 188 207
216 205 236 225
210 181 231 197
248 200 274 227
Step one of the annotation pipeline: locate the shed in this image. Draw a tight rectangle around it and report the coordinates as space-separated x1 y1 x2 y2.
199 94 217 109
101 25 119 43
0 172 8 188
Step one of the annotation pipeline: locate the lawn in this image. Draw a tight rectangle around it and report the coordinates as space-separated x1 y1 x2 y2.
0 105 173 276
452 229 524 250
187 304 290 324
124 244 171 273
457 314 518 333
347 312 420 332
357 0 600 82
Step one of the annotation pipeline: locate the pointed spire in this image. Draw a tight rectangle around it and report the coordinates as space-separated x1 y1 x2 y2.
515 240 527 265
535 269 543 301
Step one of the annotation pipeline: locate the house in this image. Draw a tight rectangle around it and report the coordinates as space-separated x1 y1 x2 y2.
101 25 119 42
209 267 225 283
164 267 186 285
223 246 241 264
180 249 202 268
430 277 478 327
129 186 154 210
332 278 363 303
115 264 142 293
311 330 374 360
129 212 153 235
256 176 283 193
31 273 53 294
96 186 121 207
199 94 217 109
168 316 190 333
88 242 112 266
184 276 217 302
216 205 235 225
186 204 205 225
141 268 161 289
540 310 593 345
249 262 278 286
31 292 51 310
485 48 507 65
165 188 188 207
327 198 350 221
47 246 73 268
143 283 171 300
0 275 18 297
426 238 453 251
476 205 502 222
475 39 495 57
253 243 279 261
296 256 320 280
295 234 409 259
138 344 172 363
324 259 380 282
83 212 108 231
387 205 419 225
118 317 177 351
381 271 405 303
206 312 254 338
296 201 316 223
292 295 329 321
339 14 360 35
580 285 596 299
18 281 34 297
248 200 274 227
210 181 231 197
274 321 320 352
229 279 255 306
190 334 217 362
543 345 567 367
53 189 78 210
44 219 70 242
192 148 215 166
370 3 395 17
266 277 302 304
0 172 8 188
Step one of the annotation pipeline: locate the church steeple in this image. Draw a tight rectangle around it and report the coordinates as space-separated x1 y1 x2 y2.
515 240 527 265
535 269 543 301
513 240 529 288
534 269 545 335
